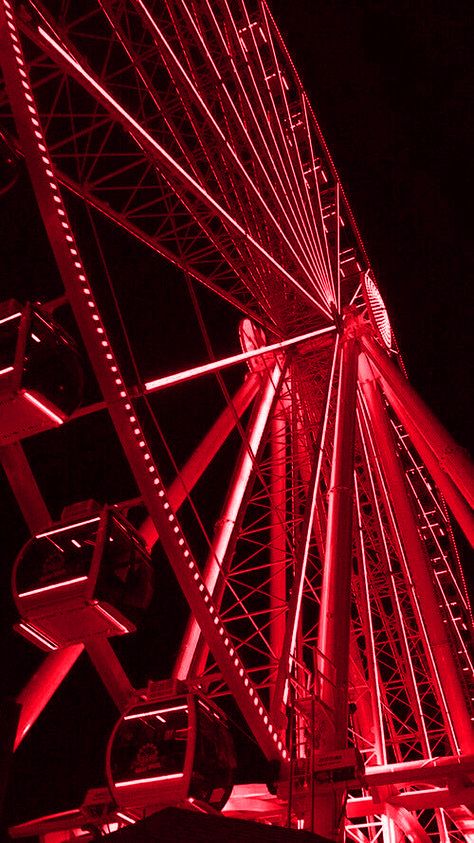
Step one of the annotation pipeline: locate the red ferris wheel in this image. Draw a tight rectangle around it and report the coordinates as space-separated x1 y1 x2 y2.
0 1 473 841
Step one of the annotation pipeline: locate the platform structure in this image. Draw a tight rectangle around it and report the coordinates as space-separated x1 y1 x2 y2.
0 1 473 841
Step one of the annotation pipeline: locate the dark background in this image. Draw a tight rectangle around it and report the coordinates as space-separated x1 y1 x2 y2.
1 0 473 828
271 0 473 450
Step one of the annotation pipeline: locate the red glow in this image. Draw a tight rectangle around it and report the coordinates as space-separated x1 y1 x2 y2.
116 812 137 824
0 311 21 324
145 325 335 392
22 390 65 425
36 517 100 539
93 602 131 634
36 25 330 316
115 772 184 787
18 575 88 598
124 704 187 720
18 623 58 650
1 1 472 836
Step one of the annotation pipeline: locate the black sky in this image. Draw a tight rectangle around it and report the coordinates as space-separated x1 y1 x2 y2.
1 0 473 829
271 0 473 449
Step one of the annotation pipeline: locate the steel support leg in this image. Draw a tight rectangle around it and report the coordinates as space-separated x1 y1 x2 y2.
316 326 359 738
269 405 287 694
15 645 84 750
1 443 51 533
313 323 359 840
85 638 135 711
174 362 285 680
363 357 474 544
361 334 474 511
359 354 474 755
139 373 259 550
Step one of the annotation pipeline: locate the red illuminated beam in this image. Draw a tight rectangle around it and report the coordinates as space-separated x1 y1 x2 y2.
0 6 287 761
22 390 65 425
174 363 284 680
17 576 88 598
123 0 331 307
15 645 84 750
34 24 330 317
140 374 259 550
144 325 336 393
358 354 474 756
115 773 184 787
124 705 187 720
0 442 51 533
362 333 474 512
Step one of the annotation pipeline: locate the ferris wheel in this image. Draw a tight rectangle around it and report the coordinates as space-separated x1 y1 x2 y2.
0 1 473 841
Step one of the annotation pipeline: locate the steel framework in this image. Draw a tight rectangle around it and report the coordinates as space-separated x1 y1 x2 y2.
0 1 472 841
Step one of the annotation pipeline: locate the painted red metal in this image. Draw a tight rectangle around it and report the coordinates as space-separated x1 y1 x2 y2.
175 361 286 680
0 0 286 765
1 1 472 839
316 323 359 742
312 322 359 840
359 354 473 756
15 645 84 750
362 334 474 510
139 374 260 551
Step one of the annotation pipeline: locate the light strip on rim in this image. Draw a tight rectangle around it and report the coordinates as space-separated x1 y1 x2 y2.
2 6 287 760
124 705 187 720
0 311 21 325
18 623 58 650
18 575 88 597
36 517 100 538
115 772 184 787
145 325 336 392
94 602 130 634
23 390 64 425
116 813 137 824
0 365 14 375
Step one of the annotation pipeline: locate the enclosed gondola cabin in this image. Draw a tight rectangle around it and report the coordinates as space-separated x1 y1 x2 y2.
0 299 83 443
13 504 153 650
107 692 236 813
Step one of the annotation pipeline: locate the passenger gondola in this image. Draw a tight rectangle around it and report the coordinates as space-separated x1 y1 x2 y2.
0 299 83 443
13 503 153 650
107 690 236 812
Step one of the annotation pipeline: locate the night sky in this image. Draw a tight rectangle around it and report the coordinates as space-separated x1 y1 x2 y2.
1 0 473 830
270 0 473 450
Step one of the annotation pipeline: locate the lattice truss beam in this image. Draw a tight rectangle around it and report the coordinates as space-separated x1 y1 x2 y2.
0 1 473 841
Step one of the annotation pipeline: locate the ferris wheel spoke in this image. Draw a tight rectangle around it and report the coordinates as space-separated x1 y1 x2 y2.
227 0 334 302
97 0 278 307
110 0 330 311
263 0 367 302
257 1 336 307
9 11 298 326
60 173 267 325
171 0 331 302
144 324 335 393
1 5 291 763
32 22 331 320
2 2 473 838
357 402 451 760
139 373 260 551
